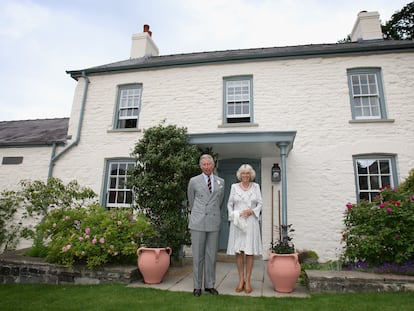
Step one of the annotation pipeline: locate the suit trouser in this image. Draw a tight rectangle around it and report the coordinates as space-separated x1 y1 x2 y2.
191 230 219 289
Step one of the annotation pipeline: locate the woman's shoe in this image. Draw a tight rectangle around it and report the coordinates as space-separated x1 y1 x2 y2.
235 282 245 292
245 284 252 294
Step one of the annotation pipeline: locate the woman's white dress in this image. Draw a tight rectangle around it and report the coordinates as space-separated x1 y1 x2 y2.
226 182 263 255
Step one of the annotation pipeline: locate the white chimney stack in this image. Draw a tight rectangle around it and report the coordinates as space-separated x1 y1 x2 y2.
130 24 159 58
350 11 383 42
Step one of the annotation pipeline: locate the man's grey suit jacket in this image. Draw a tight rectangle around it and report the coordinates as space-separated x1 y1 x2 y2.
187 174 225 232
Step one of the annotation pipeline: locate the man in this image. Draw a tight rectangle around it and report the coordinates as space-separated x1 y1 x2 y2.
187 154 225 297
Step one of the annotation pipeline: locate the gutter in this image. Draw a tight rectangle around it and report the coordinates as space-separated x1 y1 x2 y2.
48 72 90 178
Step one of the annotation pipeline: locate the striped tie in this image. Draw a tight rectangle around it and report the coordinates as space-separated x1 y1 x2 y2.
207 176 212 193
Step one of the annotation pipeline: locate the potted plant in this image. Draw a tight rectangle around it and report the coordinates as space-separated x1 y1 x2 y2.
266 224 301 293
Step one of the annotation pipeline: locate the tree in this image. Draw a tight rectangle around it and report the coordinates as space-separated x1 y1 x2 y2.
382 1 414 40
129 122 201 260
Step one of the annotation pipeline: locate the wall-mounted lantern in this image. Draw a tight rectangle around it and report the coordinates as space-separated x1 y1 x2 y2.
271 163 281 183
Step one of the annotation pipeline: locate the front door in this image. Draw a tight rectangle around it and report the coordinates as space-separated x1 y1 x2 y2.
217 158 261 251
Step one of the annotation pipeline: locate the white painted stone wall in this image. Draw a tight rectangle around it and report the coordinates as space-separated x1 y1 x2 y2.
1 147 51 191
12 51 414 261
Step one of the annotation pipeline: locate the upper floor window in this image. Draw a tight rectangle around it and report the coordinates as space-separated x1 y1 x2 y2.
115 84 142 129
104 159 135 208
347 68 387 120
353 155 397 202
223 76 253 124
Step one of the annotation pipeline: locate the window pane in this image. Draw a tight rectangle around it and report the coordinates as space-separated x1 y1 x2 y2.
368 161 378 174
370 176 379 189
360 192 369 201
111 163 118 175
359 176 368 190
117 191 125 203
108 191 116 204
379 160 390 174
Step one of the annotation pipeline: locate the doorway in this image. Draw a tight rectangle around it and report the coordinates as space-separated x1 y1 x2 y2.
217 158 261 250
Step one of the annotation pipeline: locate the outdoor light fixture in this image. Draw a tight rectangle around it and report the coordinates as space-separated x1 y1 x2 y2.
271 163 281 183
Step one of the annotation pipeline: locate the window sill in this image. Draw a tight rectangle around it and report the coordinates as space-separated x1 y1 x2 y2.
349 119 395 124
218 123 259 128
107 128 142 133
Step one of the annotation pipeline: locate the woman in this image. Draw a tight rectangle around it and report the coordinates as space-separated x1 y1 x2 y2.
226 164 262 294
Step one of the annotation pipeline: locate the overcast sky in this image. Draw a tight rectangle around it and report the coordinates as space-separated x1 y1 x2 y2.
0 0 410 121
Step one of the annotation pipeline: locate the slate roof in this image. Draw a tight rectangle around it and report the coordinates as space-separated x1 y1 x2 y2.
67 39 414 79
0 118 69 146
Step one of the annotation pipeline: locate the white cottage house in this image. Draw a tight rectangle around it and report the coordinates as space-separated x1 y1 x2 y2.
1 11 414 261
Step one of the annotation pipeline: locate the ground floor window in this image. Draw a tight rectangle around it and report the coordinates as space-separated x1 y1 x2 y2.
353 155 397 202
104 159 135 208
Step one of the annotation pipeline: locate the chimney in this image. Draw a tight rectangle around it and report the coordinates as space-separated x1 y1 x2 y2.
130 24 159 58
350 11 383 42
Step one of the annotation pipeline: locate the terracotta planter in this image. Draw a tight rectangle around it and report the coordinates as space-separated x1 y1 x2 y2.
137 247 172 284
267 253 301 293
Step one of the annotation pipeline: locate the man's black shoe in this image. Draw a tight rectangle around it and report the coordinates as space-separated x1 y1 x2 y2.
193 289 202 297
204 288 219 295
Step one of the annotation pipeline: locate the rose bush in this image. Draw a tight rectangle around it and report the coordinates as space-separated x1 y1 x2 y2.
341 169 414 273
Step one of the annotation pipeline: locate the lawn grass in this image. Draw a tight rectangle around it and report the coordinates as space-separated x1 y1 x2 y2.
1 284 413 311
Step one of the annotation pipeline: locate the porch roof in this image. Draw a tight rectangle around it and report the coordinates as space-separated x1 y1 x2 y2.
188 131 296 158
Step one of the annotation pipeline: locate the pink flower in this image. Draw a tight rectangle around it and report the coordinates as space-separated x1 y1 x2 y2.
99 237 105 244
79 237 84 241
379 202 385 208
346 203 353 210
92 238 97 244
410 195 414 201
394 233 400 239
85 228 90 235
386 207 393 213
74 220 79 225
52 223 57 228
65 215 70 220
61 244 72 252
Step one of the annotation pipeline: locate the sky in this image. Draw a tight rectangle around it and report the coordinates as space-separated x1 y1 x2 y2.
0 0 410 121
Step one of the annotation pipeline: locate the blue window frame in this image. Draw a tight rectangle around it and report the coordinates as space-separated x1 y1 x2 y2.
353 154 397 202
223 76 253 124
103 159 135 208
347 68 387 120
114 84 142 129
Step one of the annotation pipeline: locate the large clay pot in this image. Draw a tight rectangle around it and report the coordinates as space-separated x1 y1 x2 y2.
137 247 172 284
267 253 301 293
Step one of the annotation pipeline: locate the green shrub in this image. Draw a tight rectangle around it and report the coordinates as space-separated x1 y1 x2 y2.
37 204 154 268
341 170 414 268
129 122 201 259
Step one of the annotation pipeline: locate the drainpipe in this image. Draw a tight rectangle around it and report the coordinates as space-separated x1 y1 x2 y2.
277 141 289 238
48 71 90 178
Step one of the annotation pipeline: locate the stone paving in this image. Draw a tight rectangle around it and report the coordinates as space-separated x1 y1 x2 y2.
128 259 310 298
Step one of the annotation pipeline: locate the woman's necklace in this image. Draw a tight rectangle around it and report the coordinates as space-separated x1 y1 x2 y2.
240 182 251 191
